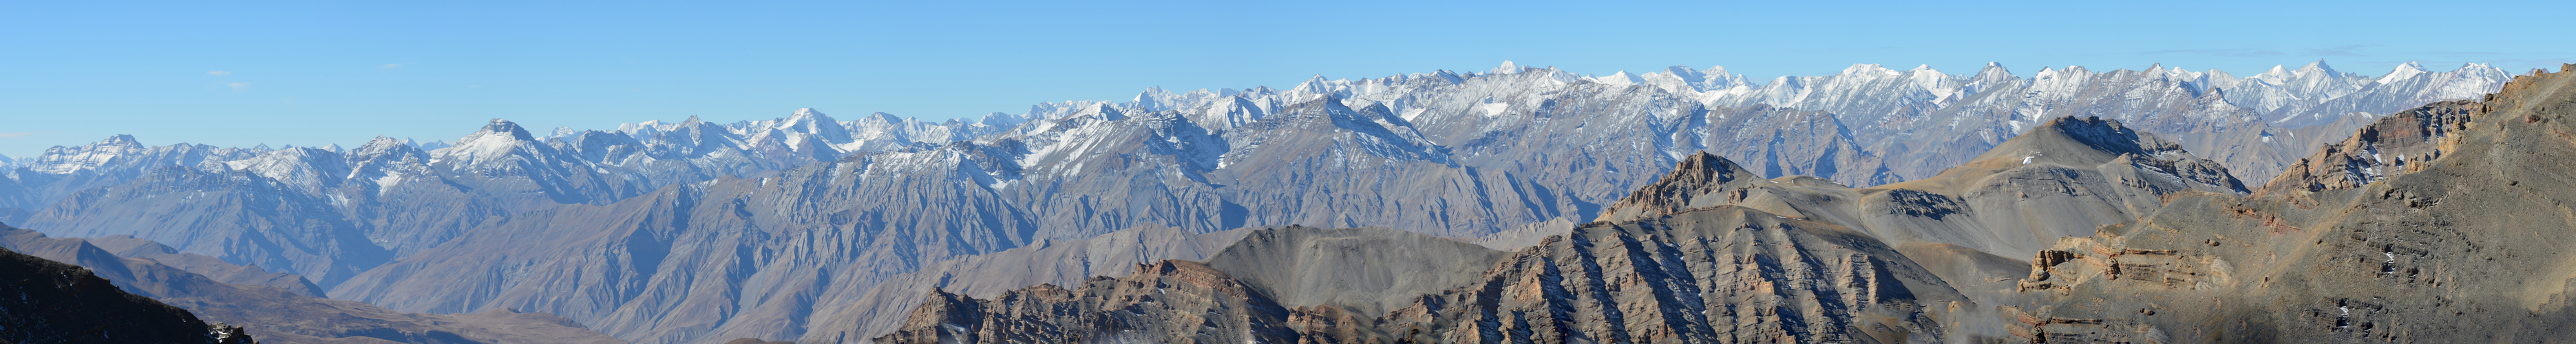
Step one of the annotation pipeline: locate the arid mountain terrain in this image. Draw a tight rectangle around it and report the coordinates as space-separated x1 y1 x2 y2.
0 61 2534 343
876 64 2576 343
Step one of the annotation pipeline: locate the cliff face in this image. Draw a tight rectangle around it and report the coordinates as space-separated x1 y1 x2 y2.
2255 99 2482 198
0 246 252 344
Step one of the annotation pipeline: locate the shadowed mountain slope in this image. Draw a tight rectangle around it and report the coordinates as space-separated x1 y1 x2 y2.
0 246 253 344
0 224 622 344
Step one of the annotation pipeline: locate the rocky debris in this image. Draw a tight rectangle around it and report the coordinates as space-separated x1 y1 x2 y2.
0 246 255 344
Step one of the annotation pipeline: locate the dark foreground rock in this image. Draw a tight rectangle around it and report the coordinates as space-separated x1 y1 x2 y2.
0 246 253 344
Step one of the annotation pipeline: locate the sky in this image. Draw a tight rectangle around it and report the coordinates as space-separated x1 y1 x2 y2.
3 0 2570 158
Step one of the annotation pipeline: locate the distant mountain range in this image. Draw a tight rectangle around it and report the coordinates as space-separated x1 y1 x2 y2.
881 63 2576 343
0 60 2515 343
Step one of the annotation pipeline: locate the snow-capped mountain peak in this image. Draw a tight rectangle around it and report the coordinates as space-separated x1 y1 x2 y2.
1839 63 1901 76
2378 61 2430 84
469 118 538 142
432 118 551 167
27 134 148 174
1587 71 1638 86
2297 59 2341 76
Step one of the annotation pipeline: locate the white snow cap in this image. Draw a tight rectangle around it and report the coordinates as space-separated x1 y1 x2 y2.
478 119 536 140
1491 61 1521 74
1840 63 1899 76
2295 60 2340 76
1590 71 1636 85
2378 61 2429 84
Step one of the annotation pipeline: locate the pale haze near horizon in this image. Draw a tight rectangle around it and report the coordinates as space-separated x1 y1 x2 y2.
2 0 2568 158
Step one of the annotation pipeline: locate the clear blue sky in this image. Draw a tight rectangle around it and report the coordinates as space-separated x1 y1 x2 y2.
3 0 2568 158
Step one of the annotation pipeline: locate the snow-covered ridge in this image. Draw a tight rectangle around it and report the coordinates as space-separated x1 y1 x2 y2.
0 58 2520 344
3 59 2509 198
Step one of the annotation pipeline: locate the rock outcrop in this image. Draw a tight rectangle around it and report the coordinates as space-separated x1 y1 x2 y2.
2256 99 2481 198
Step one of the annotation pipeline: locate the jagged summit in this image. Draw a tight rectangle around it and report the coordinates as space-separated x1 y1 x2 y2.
2005 116 2179 162
469 118 537 141
97 134 141 146
2300 59 2340 74
1594 152 1765 222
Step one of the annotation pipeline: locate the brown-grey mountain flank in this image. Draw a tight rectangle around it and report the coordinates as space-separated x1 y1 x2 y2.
0 61 2527 344
876 65 2576 343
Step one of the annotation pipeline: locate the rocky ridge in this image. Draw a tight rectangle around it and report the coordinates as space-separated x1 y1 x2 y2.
1993 64 2576 343
879 207 1962 343
873 64 2576 343
0 60 2513 344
